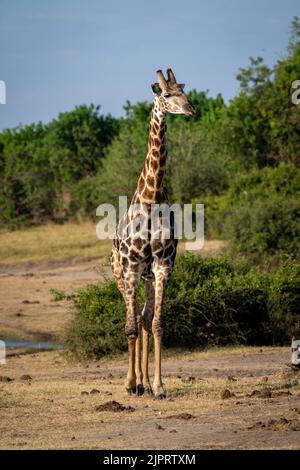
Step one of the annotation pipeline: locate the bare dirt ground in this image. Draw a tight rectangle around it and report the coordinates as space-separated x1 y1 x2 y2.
0 347 299 449
0 238 299 450
0 258 110 342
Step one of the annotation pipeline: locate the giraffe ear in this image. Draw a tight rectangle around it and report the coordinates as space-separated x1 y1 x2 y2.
151 83 162 96
179 83 185 90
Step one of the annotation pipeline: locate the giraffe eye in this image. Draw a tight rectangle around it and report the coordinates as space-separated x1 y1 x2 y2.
164 93 171 98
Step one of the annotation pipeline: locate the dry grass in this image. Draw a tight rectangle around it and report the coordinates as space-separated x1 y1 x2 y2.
0 222 112 265
0 347 299 450
0 221 225 266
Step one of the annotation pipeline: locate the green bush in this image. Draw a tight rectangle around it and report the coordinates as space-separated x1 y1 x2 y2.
163 255 270 347
225 195 299 262
64 254 300 359
69 175 106 219
64 282 127 359
268 259 300 342
203 164 300 262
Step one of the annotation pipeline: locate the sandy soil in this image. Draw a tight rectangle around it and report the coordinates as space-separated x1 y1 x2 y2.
0 258 110 342
0 347 299 450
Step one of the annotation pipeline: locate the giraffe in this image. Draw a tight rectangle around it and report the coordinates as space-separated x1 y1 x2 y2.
111 69 196 399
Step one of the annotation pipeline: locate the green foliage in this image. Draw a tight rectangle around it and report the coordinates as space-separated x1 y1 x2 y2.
0 106 119 227
69 175 105 218
50 288 67 301
163 255 270 347
225 21 300 167
204 164 300 262
45 104 119 185
97 127 147 206
225 196 299 262
167 121 234 203
64 255 300 359
0 123 57 228
64 282 127 359
268 259 300 342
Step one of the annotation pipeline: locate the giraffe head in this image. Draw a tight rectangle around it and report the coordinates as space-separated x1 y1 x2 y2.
151 68 196 117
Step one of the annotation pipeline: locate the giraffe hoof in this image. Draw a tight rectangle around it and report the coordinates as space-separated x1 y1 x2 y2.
154 392 166 400
144 386 153 396
126 386 136 396
136 384 145 396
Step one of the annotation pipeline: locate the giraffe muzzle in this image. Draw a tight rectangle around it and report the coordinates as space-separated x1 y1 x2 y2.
184 104 196 117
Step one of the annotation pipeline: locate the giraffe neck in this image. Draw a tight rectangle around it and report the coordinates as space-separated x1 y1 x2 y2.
136 98 167 204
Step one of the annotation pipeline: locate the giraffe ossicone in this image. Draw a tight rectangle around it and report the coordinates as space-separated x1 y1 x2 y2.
111 69 196 399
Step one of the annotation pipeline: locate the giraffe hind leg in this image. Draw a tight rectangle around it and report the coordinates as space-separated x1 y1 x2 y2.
112 247 137 394
123 269 143 396
141 279 155 395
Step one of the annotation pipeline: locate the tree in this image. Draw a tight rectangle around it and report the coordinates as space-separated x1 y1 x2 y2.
46 104 119 185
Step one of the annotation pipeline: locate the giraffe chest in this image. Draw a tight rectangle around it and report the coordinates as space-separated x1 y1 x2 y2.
114 207 178 278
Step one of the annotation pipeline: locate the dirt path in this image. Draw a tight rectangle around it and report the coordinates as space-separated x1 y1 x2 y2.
0 347 299 449
0 258 111 342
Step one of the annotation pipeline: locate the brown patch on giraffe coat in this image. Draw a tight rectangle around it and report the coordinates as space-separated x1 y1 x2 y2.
151 239 162 252
164 243 175 258
120 243 128 255
129 249 142 262
138 176 145 192
153 123 159 133
154 190 164 203
133 237 143 251
151 159 159 171
146 175 155 187
142 186 155 200
143 243 152 257
159 152 167 167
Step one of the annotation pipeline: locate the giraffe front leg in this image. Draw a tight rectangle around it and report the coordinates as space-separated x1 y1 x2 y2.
142 328 153 395
124 286 139 395
125 332 137 395
135 319 144 396
152 270 169 399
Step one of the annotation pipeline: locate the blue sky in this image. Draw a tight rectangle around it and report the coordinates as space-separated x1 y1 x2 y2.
0 0 299 130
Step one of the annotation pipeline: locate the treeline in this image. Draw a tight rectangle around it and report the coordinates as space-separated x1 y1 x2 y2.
1 18 300 264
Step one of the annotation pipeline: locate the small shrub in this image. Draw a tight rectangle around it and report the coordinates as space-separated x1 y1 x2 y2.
64 282 127 359
50 288 67 302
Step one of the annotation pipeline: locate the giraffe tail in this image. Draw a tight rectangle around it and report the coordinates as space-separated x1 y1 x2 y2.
111 245 125 299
